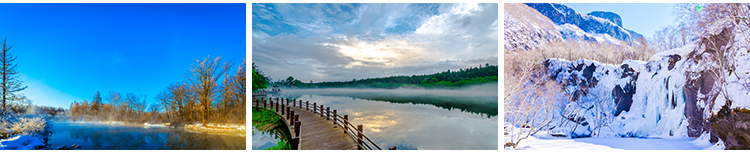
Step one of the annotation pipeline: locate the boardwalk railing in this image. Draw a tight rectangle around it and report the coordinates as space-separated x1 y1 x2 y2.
253 97 394 150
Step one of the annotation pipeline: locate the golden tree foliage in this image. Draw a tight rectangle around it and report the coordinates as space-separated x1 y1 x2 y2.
68 56 246 125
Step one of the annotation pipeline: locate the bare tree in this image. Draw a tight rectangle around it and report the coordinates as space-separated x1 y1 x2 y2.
126 93 146 120
233 59 246 124
168 82 194 123
157 88 173 122
107 91 126 121
0 36 26 115
504 54 561 149
187 56 232 125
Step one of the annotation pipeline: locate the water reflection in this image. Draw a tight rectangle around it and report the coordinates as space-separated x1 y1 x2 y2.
279 86 499 117
251 122 291 150
47 120 245 150
258 92 498 150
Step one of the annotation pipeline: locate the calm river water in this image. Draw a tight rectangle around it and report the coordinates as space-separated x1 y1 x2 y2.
252 86 498 150
47 119 246 150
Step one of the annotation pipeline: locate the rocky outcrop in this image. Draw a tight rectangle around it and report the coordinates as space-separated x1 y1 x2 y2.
587 11 622 27
613 64 638 116
710 105 750 149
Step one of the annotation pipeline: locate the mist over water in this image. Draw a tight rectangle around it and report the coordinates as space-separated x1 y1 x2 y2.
285 83 498 97
280 83 499 116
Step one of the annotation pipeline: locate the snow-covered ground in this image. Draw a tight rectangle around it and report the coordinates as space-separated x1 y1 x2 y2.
0 114 51 150
505 128 724 150
183 122 246 137
0 135 46 150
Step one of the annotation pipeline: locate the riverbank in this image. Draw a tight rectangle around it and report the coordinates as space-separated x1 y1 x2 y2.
64 119 246 137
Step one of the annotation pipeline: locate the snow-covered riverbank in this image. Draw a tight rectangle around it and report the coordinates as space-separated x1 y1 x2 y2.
505 129 724 150
63 119 246 137
0 114 51 150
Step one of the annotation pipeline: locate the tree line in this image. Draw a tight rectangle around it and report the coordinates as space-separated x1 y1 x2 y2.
280 63 498 89
69 56 246 125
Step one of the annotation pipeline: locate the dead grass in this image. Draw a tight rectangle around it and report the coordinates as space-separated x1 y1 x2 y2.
508 38 655 66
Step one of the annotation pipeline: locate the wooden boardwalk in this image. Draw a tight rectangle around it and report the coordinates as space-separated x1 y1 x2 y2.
254 97 382 150
291 107 358 150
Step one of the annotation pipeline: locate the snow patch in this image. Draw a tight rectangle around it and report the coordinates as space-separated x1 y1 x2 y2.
0 135 45 150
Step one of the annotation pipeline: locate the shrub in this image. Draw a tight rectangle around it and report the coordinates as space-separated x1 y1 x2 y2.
10 117 46 136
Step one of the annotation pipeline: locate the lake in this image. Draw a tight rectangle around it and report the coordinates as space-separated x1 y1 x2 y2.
252 84 498 150
251 119 291 150
46 118 246 150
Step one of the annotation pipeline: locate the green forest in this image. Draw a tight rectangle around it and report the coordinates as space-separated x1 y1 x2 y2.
252 64 498 90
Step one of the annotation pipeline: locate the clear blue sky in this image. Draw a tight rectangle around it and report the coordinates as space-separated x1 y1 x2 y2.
0 3 246 109
563 3 677 38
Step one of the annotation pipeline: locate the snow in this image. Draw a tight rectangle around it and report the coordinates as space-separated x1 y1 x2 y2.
505 130 724 150
557 23 624 45
507 6 750 150
0 135 45 150
143 122 168 128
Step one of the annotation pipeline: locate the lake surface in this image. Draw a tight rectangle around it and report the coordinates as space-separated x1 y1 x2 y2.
47 118 246 150
253 86 498 150
251 120 290 150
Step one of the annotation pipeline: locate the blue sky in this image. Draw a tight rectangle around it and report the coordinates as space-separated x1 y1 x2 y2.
0 3 246 109
562 3 677 38
252 3 498 83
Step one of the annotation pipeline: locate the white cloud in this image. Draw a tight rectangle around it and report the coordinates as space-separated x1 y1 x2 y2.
252 3 498 82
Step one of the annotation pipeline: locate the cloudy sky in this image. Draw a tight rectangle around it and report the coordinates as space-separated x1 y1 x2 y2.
252 3 498 83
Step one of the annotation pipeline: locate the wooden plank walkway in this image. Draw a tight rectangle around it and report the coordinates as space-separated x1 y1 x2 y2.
292 107 358 150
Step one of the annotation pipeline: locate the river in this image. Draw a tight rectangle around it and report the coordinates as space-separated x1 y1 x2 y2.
251 84 498 150
46 118 246 150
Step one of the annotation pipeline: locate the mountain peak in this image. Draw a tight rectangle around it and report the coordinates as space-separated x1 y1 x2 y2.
587 11 622 27
524 3 643 43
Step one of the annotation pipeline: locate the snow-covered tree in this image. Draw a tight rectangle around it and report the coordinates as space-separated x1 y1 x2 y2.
0 36 26 115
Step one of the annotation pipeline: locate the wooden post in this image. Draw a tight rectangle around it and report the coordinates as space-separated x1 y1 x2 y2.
290 110 295 123
294 115 299 124
389 146 397 150
286 106 291 120
357 125 364 150
313 102 316 113
290 137 300 150
320 105 325 118
286 98 289 107
293 99 296 107
276 97 281 111
344 115 348 134
263 99 266 108
333 109 337 125
294 121 301 136
325 107 330 120
306 101 309 111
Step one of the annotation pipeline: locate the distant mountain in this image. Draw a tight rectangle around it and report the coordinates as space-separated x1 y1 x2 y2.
524 3 645 43
504 3 563 51
504 3 627 51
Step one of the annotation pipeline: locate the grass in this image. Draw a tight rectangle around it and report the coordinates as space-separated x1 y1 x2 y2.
251 108 281 126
